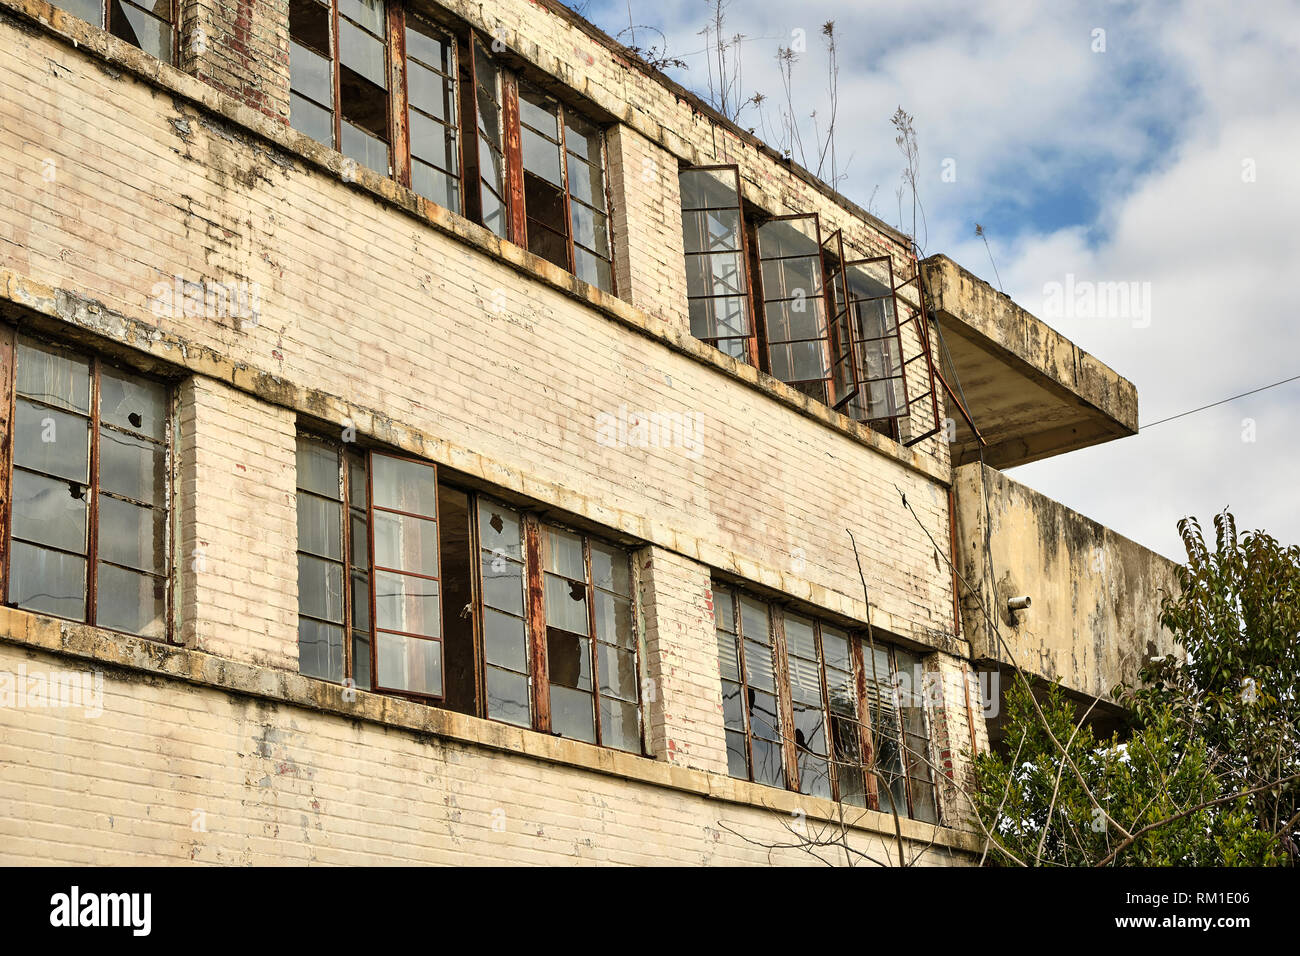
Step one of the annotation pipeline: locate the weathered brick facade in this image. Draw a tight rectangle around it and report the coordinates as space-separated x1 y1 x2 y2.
0 0 1008 866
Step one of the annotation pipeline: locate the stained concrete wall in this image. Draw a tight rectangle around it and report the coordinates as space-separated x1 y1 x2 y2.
952 463 1181 707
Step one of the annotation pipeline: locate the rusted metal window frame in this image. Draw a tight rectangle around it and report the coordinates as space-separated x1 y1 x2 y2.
750 212 836 405
530 518 643 752
711 581 941 819
51 0 180 65
2 325 175 643
678 164 761 367
296 433 446 702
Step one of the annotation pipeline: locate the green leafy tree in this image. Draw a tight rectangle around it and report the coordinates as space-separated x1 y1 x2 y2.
973 511 1298 866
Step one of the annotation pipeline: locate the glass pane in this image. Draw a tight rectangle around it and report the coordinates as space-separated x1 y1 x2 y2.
685 252 744 299
99 429 164 505
341 119 389 172
408 62 454 123
99 366 166 439
412 160 459 213
481 554 524 616
749 689 781 740
376 632 442 696
11 469 88 554
373 510 438 577
739 596 770 644
297 491 342 560
598 643 638 702
682 207 743 255
793 700 826 755
339 19 387 88
744 637 776 691
9 541 85 620
762 255 823 300
110 1 173 62
482 607 527 672
291 92 335 145
599 697 639 753
550 684 595 743
757 216 818 258
547 628 591 691
13 400 90 483
338 0 383 34
720 678 745 731
725 728 749 779
593 590 634 649
478 499 521 558
298 553 344 624
573 247 612 292
15 338 91 413
784 614 817 658
717 630 740 683
910 778 938 823
542 526 584 579
563 112 599 162
566 155 604 209
48 0 102 24
521 125 563 185
481 185 506 237
713 590 735 632
485 666 530 727
821 627 851 670
689 295 749 340
410 112 456 171
351 570 370 630
788 653 823 706
570 201 610 257
750 737 784 788
798 752 832 799
374 571 440 637
518 87 558 137
96 562 165 638
371 455 436 516
98 496 163 573
353 630 372 690
406 21 452 73
290 40 334 105
349 514 369 569
590 541 629 595
679 167 740 211
296 437 340 499
298 618 343 681
765 296 828 344
544 573 588 635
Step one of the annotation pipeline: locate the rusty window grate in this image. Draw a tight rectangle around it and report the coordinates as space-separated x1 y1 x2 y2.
1 327 173 641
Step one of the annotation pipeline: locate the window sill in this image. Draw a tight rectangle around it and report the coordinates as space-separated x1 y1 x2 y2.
0 604 982 852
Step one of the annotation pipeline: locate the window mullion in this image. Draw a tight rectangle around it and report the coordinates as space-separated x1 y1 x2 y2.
339 446 355 682
86 358 101 627
557 105 576 274
731 589 756 782
388 2 411 186
814 622 839 803
331 0 343 151
583 535 602 746
501 72 527 244
523 513 550 732
0 324 13 603
771 605 798 792
854 635 880 811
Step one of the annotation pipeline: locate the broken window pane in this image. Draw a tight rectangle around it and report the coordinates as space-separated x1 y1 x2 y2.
109 0 173 64
289 0 335 145
97 496 163 573
16 339 91 413
473 42 506 238
99 429 164 505
49 0 102 25
13 400 90 483
11 468 88 555
406 17 460 213
485 665 530 727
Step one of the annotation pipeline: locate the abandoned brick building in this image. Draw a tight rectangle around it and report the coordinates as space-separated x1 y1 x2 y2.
0 0 1178 864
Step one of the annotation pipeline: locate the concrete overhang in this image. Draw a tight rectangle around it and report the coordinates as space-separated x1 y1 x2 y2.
922 254 1138 468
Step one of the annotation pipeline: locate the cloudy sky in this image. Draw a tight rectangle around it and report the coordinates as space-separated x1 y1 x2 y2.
573 0 1300 560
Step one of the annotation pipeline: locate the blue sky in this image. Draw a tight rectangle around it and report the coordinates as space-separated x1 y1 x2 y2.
568 0 1300 560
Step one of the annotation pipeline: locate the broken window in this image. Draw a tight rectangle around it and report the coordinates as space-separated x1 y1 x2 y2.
405 15 461 212
536 523 640 750
841 257 909 430
295 435 441 697
508 82 614 291
679 165 756 364
290 0 392 174
754 214 834 404
47 0 175 64
2 329 171 639
293 439 642 751
711 581 939 819
470 39 508 237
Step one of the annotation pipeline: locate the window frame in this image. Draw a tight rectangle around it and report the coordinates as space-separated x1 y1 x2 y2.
293 436 645 752
711 582 941 821
47 0 179 65
678 164 760 367
1 325 175 642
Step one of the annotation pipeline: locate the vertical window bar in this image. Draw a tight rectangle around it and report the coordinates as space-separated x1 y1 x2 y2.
0 325 13 607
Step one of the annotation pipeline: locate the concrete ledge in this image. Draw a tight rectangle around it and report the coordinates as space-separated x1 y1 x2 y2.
0 605 983 854
923 254 1138 468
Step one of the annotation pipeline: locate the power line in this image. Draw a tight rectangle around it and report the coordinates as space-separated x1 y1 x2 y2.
1140 373 1300 430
